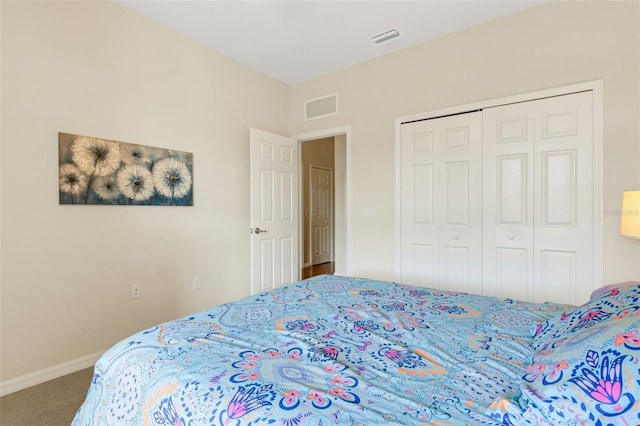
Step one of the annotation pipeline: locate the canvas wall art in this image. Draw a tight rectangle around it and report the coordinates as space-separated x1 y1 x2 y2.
58 132 193 205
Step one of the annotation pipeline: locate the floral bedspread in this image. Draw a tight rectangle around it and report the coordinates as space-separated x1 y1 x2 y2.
73 275 568 425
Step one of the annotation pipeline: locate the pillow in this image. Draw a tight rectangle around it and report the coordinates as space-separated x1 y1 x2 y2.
487 312 640 425
590 281 640 300
531 283 640 354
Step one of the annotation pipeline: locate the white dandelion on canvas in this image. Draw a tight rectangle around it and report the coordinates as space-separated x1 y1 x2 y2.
93 176 120 201
153 158 192 199
58 132 193 205
59 163 87 204
117 164 154 201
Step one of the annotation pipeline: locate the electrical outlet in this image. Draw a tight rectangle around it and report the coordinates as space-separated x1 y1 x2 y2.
193 275 202 290
131 284 141 299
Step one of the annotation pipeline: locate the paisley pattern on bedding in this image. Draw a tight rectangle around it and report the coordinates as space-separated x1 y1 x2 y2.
531 283 640 354
73 275 568 425
487 284 640 426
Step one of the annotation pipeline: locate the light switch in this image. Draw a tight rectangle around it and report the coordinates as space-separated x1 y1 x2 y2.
364 207 376 219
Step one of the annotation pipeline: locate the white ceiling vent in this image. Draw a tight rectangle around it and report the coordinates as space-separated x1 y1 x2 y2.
370 28 402 46
305 94 338 121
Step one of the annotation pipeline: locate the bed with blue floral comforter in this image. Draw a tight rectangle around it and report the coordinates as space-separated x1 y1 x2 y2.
73 275 640 425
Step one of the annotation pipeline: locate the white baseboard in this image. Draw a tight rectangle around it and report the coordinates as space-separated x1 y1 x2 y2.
0 351 103 397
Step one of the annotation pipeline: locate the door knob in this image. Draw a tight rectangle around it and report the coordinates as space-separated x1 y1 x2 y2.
252 227 268 234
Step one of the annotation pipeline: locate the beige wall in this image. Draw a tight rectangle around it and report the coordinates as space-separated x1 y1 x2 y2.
290 0 640 284
0 1 289 382
301 138 335 265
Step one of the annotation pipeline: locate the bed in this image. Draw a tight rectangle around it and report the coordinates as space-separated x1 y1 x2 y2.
73 275 640 425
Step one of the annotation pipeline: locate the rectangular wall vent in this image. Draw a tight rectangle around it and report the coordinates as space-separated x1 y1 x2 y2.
305 94 338 121
370 28 402 45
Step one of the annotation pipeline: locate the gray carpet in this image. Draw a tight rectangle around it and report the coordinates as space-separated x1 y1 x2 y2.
0 367 93 426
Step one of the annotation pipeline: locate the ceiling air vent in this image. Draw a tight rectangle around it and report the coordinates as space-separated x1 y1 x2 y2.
370 28 402 46
305 94 338 121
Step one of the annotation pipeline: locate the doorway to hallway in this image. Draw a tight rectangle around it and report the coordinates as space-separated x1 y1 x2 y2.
295 126 351 279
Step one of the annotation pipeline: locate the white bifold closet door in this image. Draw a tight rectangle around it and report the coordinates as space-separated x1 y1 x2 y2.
400 91 595 305
400 111 483 294
483 91 594 305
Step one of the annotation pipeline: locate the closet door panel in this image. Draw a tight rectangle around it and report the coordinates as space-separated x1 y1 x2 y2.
483 102 535 300
404 162 435 286
437 113 483 294
541 150 576 226
401 122 439 287
496 248 528 301
409 243 434 286
444 161 469 225
533 91 593 305
444 246 470 293
412 164 433 224
401 112 482 293
497 154 527 225
540 249 577 304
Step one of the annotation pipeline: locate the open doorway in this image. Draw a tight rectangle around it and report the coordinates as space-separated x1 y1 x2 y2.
301 138 335 278
296 128 349 279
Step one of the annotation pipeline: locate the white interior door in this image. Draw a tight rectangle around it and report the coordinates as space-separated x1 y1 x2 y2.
250 128 298 294
400 111 483 294
310 165 333 265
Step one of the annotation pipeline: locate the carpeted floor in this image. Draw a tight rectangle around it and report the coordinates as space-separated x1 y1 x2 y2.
0 367 93 426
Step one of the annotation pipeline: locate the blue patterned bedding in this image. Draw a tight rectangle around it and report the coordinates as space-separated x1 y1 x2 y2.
72 275 577 425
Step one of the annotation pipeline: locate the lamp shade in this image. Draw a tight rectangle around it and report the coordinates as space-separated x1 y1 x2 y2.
620 190 640 238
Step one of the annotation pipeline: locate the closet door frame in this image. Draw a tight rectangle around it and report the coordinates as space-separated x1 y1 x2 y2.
394 80 604 297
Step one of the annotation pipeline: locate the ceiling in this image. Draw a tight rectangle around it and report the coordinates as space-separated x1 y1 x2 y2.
116 0 546 85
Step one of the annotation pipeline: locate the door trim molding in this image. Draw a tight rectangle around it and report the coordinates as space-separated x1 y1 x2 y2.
293 125 352 276
394 80 604 292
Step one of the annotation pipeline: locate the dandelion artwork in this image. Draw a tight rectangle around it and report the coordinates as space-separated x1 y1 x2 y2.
58 132 193 205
